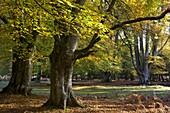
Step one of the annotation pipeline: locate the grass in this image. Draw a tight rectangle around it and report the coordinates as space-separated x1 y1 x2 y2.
73 85 170 98
0 81 170 98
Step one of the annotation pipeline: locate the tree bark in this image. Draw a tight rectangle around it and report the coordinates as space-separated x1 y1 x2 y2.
0 31 37 95
1 53 33 96
123 29 151 84
43 35 85 109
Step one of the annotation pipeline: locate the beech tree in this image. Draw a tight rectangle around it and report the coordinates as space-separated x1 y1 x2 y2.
121 23 169 84
115 1 170 84
0 0 42 95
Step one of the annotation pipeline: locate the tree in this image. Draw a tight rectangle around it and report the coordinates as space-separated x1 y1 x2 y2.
110 0 170 84
119 22 169 84
0 0 41 95
41 0 90 109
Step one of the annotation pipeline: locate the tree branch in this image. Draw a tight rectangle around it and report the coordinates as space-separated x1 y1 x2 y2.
33 0 55 16
74 0 117 59
158 35 170 54
75 34 101 59
75 50 96 60
110 8 170 30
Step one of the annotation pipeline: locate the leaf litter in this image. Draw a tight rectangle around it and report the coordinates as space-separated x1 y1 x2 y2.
0 93 170 113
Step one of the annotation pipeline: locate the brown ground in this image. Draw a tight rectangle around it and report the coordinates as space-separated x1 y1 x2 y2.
0 81 170 113
0 93 170 113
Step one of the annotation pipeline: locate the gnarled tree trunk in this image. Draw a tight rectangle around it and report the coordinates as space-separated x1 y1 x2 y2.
43 35 84 109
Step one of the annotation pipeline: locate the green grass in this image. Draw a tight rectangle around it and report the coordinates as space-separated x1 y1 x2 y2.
0 81 170 98
73 85 170 98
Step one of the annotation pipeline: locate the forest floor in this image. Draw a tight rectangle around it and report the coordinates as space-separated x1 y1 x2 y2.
0 81 170 113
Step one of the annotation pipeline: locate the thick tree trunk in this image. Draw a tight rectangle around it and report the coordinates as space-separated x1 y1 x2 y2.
43 64 83 108
138 75 145 84
43 35 84 109
1 53 33 96
139 73 150 85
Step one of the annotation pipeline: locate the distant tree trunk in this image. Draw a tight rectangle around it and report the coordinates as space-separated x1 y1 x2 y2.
130 74 134 81
167 63 170 81
143 31 150 83
133 35 146 84
101 71 111 82
1 53 33 96
123 29 151 84
35 59 42 83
